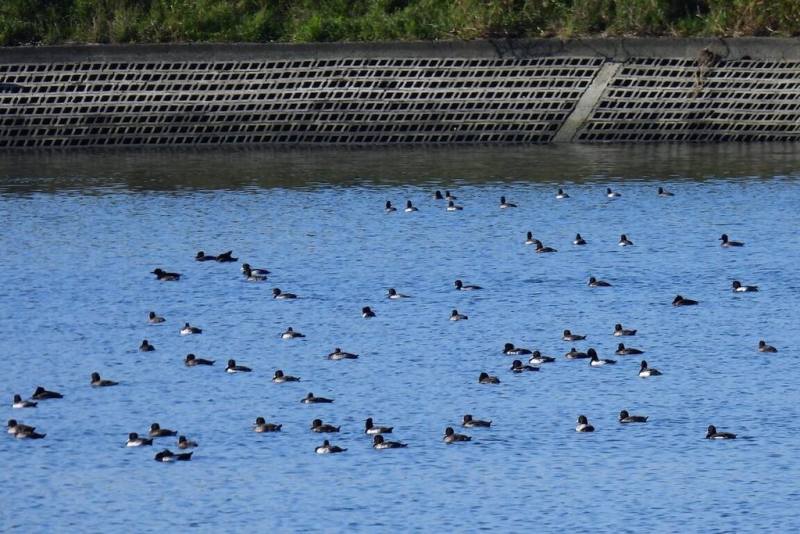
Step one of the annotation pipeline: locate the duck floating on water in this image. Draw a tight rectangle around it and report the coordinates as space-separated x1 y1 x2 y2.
672 295 699 306
619 410 648 423
462 415 491 428
152 268 180 281
364 418 393 435
184 354 215 366
575 415 595 432
281 327 305 339
154 449 193 462
90 372 118 387
478 372 500 384
758 340 777 353
706 425 736 439
613 323 637 336
254 417 282 433
373 435 408 449
638 360 662 377
226 359 252 373
719 234 744 247
31 386 62 400
316 439 347 454
443 427 471 443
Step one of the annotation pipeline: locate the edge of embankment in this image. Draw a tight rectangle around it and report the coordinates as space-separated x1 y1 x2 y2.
2 37 800 63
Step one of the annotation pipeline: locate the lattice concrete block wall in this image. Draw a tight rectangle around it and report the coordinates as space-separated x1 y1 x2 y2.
0 56 603 148
576 57 800 143
2 39 800 148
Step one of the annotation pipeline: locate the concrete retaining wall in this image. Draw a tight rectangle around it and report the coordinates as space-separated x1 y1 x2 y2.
1 38 799 148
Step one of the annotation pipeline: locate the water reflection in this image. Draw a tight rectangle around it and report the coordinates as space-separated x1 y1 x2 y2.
1 143 799 193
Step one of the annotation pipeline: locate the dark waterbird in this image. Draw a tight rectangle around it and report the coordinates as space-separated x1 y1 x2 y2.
364 417 393 434
180 322 203 335
638 360 662 377
8 420 46 439
616 343 644 355
614 324 637 336
450 309 468 321
311 419 340 433
529 351 556 365
254 417 282 433
444 427 471 443
478 372 500 384
619 410 648 423
272 370 300 383
177 436 198 449
242 263 270 276
242 264 267 281
565 347 589 359
195 251 217 262
500 196 517 208
589 349 616 366
576 415 594 432
316 439 347 454
719 234 744 247
90 372 118 387
154 449 193 462
272 288 297 299
657 186 675 197
706 425 736 440
732 280 758 292
126 432 153 447
562 329 586 341
185 354 215 366
215 250 237 263
327 348 358 360
7 419 43 438
151 268 180 281
511 359 539 373
534 239 557 253
281 327 305 339
618 234 634 246
588 276 611 287
503 343 532 356
12 395 37 409
302 392 333 404
758 340 778 353
32 386 63 400
149 423 178 437
672 295 699 306
454 279 481 291
226 359 252 373
462 415 491 428
373 435 408 449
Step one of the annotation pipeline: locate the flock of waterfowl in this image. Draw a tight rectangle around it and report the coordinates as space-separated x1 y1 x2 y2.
8 185 775 460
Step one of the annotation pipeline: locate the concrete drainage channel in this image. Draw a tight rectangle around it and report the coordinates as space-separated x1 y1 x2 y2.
1 38 799 149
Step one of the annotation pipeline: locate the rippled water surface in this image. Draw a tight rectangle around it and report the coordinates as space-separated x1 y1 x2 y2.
1 144 799 531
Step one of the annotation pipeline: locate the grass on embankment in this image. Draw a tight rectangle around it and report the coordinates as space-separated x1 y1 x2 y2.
2 0 800 46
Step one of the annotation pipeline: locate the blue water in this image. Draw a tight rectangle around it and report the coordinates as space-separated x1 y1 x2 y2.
1 145 799 531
